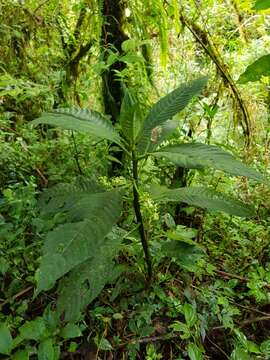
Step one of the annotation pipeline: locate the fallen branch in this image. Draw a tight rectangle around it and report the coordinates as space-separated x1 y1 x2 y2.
215 269 270 290
239 315 270 327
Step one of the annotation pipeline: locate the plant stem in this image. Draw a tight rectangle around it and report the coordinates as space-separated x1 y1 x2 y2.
132 151 152 286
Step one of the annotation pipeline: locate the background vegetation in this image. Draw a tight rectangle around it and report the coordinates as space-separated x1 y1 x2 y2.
1 0 270 359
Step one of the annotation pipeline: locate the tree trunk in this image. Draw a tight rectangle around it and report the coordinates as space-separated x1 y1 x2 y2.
101 0 128 124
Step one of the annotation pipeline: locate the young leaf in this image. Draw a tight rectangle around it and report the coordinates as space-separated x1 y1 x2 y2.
119 89 142 143
152 143 266 183
238 54 270 84
148 184 254 217
136 77 208 153
147 119 179 153
0 323 13 355
36 190 122 294
31 108 122 145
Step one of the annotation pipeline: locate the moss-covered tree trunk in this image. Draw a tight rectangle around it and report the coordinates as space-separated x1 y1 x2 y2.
101 0 128 124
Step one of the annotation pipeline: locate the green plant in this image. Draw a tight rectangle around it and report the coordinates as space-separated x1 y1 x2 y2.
30 76 267 323
0 307 83 359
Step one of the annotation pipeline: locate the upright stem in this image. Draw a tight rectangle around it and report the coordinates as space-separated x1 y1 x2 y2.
132 151 152 285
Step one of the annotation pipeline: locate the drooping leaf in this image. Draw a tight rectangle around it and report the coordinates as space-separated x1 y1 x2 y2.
148 184 254 217
56 227 124 322
238 54 270 84
36 190 122 294
152 143 266 183
31 108 122 145
253 0 270 10
0 323 13 355
136 77 208 153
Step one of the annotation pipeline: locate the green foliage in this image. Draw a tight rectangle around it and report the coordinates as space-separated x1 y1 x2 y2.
0 323 12 355
253 0 270 10
56 228 124 322
238 54 270 83
1 4 270 356
136 77 208 154
32 108 122 145
148 184 254 217
152 143 265 183
36 188 122 294
31 76 265 305
162 239 204 272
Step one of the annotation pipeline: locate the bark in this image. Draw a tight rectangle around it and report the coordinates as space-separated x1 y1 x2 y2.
101 0 128 124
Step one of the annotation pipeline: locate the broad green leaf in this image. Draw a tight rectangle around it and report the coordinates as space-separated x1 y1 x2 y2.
254 0 270 10
148 184 254 217
38 338 55 360
19 317 46 341
59 324 82 339
31 108 122 145
167 225 197 242
36 190 122 294
183 303 197 327
152 143 266 183
38 177 105 214
136 77 208 153
56 228 124 322
238 54 270 83
0 323 13 355
187 343 203 360
161 240 204 272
